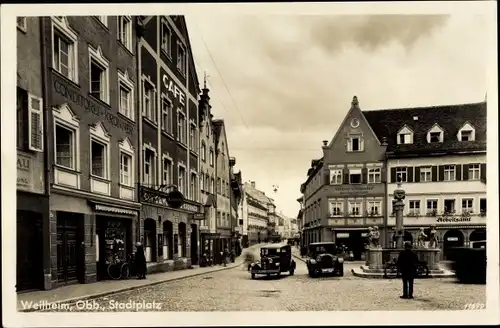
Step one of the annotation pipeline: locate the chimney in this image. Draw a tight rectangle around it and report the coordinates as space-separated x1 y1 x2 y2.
381 137 388 146
251 181 255 188
322 140 328 147
351 96 359 109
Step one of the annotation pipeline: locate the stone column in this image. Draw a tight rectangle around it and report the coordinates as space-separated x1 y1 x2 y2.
393 178 406 249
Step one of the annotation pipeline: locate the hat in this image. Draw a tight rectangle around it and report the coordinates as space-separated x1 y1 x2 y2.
404 242 412 249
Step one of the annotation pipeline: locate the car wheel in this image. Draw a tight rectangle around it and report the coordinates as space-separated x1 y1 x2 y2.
267 273 271 277
308 269 315 278
251 273 255 279
289 268 295 276
277 271 281 277
338 266 344 277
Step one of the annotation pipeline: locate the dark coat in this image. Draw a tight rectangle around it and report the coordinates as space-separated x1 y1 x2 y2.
397 249 419 277
135 246 147 273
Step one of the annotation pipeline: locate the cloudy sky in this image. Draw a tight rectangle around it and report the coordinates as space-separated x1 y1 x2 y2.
185 12 491 218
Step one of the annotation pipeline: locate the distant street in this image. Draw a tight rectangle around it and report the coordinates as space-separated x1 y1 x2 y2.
39 246 485 312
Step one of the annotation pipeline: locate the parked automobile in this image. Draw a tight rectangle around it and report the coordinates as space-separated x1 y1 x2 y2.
306 242 344 277
249 244 296 279
451 243 487 284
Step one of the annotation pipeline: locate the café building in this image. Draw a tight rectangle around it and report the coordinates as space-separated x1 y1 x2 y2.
137 16 204 271
44 16 141 286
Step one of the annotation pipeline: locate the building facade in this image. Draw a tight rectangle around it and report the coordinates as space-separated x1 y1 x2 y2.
229 162 243 253
137 15 203 270
363 101 487 260
16 16 51 292
43 15 141 287
243 181 271 244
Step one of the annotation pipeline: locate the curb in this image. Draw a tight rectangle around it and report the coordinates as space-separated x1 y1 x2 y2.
351 268 456 279
292 253 306 263
19 261 244 312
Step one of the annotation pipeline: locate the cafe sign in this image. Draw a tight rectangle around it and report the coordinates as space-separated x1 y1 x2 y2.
162 74 186 106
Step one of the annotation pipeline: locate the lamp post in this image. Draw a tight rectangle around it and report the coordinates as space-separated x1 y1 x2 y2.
393 176 406 249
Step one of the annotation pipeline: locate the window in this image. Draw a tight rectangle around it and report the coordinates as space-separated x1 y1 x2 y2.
469 164 480 180
177 43 186 74
17 17 27 31
200 173 205 191
444 165 456 181
217 178 221 194
396 167 407 182
143 80 156 122
120 152 131 186
205 175 210 192
95 16 108 27
368 168 381 184
206 123 210 138
461 199 473 214
209 149 214 166
27 94 44 152
143 148 155 185
201 142 206 162
190 124 196 149
55 124 75 169
429 132 442 143
89 46 110 103
330 169 342 184
91 140 107 178
52 17 78 82
347 135 363 152
118 16 132 50
178 111 186 144
178 166 186 194
480 199 486 215
420 166 432 182
426 200 438 215
348 201 361 216
408 201 420 215
161 98 172 133
118 70 134 120
349 168 362 184
211 178 215 193
163 157 172 185
161 21 172 56
190 173 197 200
461 130 473 141
398 133 412 144
444 199 455 214
367 201 381 216
329 201 343 216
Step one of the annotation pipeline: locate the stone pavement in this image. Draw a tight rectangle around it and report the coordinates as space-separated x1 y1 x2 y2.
17 244 263 312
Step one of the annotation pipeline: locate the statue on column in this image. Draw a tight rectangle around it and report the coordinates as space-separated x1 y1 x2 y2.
366 226 373 249
416 227 427 248
369 226 381 248
428 225 438 248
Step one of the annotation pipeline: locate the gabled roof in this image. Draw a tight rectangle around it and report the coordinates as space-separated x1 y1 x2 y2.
243 182 272 206
362 101 486 156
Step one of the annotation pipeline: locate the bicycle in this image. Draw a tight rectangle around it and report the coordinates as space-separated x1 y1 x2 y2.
383 258 401 278
416 261 430 278
106 254 131 280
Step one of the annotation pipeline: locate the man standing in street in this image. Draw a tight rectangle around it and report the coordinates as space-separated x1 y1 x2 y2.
397 242 419 299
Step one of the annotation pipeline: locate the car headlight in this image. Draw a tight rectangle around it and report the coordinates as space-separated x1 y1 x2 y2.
332 256 337 261
275 262 280 266
338 258 344 263
310 259 316 264
269 258 273 263
316 256 322 262
251 263 255 267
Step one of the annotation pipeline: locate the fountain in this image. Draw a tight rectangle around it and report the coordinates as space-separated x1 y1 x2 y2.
352 177 454 278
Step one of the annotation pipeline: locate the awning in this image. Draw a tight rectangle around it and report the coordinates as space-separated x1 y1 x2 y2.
93 203 137 216
349 168 362 175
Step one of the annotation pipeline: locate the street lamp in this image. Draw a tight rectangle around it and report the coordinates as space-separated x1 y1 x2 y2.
272 185 279 193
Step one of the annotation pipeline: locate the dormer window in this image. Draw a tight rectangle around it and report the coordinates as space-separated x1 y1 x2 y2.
427 124 444 143
397 125 413 145
457 122 475 142
347 135 364 152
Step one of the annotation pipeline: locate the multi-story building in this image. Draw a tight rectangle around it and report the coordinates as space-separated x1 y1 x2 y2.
229 159 243 252
296 196 304 246
198 83 218 259
16 16 51 292
266 197 278 238
213 119 232 254
137 15 203 269
243 181 271 244
301 96 388 260
364 101 487 260
43 16 141 286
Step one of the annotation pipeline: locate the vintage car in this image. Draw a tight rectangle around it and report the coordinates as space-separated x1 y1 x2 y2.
306 242 344 277
249 244 296 279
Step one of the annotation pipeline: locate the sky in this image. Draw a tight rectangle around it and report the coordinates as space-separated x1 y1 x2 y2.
185 13 490 219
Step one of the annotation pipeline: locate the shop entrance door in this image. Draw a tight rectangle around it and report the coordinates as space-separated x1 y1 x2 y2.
56 212 84 283
190 224 199 265
16 211 44 292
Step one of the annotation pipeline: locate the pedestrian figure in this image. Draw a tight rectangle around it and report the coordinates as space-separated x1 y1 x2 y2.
396 242 419 299
223 248 229 267
134 242 147 280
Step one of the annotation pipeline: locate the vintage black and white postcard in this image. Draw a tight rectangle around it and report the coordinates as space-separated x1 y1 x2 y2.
1 1 498 327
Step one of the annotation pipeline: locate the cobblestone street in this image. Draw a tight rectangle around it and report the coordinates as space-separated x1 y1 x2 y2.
37 247 485 312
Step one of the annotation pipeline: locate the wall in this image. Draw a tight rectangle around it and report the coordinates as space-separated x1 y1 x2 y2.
215 124 231 228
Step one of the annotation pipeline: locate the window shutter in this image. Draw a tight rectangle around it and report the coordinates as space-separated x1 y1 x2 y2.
456 164 462 181
438 165 444 181
480 164 486 182
407 167 414 183
431 166 438 182
361 167 367 184
390 168 396 183
343 172 349 184
28 95 44 152
414 167 420 183
462 164 469 180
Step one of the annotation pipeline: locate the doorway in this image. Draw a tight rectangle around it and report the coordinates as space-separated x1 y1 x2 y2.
190 223 199 265
144 218 157 262
56 212 84 284
16 210 44 292
443 229 465 260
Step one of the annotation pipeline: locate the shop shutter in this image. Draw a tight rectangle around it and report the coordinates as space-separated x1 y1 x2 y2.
407 167 414 183
456 164 462 181
438 165 445 181
462 164 469 180
431 166 438 182
480 164 486 182
414 167 421 183
390 167 396 183
361 167 367 184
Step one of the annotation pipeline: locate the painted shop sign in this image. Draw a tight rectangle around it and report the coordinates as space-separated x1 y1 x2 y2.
53 79 134 135
436 215 472 223
333 185 375 195
162 74 186 106
181 202 200 213
17 154 31 187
